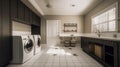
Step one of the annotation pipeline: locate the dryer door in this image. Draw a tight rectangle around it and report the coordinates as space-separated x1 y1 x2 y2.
24 39 34 53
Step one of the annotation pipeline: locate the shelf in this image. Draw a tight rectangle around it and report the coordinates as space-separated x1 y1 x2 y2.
105 52 114 56
64 23 77 26
105 46 114 55
64 25 77 27
64 30 77 32
64 24 77 26
64 23 77 32
105 54 114 67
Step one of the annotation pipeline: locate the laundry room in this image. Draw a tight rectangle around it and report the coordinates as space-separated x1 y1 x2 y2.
0 0 120 67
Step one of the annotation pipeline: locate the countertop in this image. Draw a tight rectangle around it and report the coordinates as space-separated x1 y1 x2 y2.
59 33 120 41
81 34 120 41
59 33 82 37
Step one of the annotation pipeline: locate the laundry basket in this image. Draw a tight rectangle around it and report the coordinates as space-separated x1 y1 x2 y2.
70 37 76 47
64 40 70 47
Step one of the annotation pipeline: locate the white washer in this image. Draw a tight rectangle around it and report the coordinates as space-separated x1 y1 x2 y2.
28 35 35 55
33 35 41 55
11 35 34 63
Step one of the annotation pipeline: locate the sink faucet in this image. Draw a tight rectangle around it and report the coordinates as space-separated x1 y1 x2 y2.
71 34 74 40
96 29 101 37
71 34 74 36
113 34 117 38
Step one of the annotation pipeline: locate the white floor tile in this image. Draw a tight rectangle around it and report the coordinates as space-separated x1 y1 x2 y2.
7 45 103 67
67 62 75 67
74 63 83 67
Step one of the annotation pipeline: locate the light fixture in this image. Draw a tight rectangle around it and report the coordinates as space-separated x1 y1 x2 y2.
46 3 52 8
71 4 75 7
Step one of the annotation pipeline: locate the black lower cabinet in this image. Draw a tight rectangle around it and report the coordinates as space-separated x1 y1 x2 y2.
0 0 12 67
104 42 117 67
81 37 118 67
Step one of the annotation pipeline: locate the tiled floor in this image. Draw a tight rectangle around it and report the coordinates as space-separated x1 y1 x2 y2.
7 46 103 67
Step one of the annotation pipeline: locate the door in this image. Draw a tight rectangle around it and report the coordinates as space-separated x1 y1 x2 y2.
47 20 60 47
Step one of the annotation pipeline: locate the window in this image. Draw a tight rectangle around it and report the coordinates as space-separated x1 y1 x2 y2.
92 3 118 33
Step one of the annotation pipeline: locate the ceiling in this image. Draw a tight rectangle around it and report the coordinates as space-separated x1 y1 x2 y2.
26 0 103 15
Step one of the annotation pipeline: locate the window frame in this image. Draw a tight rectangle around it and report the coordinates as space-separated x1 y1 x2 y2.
91 2 118 33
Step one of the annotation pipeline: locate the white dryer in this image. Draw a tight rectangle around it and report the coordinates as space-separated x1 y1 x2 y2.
33 35 41 55
11 35 34 63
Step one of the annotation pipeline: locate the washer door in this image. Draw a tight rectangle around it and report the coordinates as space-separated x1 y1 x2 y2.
24 39 33 53
37 37 41 47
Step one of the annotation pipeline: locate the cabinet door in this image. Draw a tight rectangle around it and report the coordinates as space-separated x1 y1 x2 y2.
34 15 40 26
11 0 18 19
31 25 40 35
36 16 40 26
18 0 25 21
30 11 32 24
39 18 41 34
25 6 30 24
0 0 12 67
32 13 36 25
31 12 40 26
81 37 94 54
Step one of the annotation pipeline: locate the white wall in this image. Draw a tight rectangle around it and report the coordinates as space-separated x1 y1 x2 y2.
45 15 84 34
12 21 31 35
40 15 84 44
84 0 120 38
84 0 118 33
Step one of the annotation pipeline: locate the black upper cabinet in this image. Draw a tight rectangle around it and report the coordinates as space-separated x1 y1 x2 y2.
18 0 25 21
32 12 40 26
10 0 40 25
31 25 40 35
11 0 18 19
31 11 41 35
31 12 36 25
25 6 30 23
37 15 40 26
30 11 33 23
